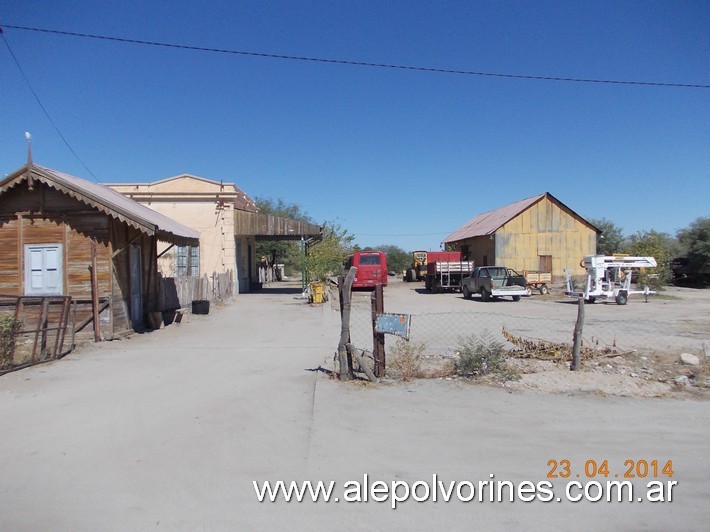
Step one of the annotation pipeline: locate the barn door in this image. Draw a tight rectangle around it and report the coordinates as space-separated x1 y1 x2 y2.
129 244 143 328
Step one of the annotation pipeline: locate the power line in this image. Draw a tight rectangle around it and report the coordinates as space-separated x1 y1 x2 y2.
1 29 101 181
2 23 709 89
355 232 451 237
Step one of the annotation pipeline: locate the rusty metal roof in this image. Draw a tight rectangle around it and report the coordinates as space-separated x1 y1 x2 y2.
444 192 597 243
0 164 200 246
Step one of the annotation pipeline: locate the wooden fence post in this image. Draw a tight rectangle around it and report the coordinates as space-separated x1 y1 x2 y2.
571 296 585 371
371 284 385 378
337 267 357 381
39 298 50 361
337 275 353 374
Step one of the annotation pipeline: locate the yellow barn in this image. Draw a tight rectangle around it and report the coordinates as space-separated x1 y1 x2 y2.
443 192 599 282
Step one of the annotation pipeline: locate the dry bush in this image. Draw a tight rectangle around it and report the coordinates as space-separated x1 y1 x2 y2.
387 339 427 382
454 331 520 382
0 314 24 370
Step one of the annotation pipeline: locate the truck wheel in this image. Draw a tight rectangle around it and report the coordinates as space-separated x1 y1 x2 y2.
525 286 532 297
463 285 472 299
481 288 491 302
512 295 521 302
615 291 628 305
539 284 549 295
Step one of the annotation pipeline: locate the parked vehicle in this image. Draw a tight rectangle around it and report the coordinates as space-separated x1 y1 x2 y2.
345 251 388 289
404 250 428 282
522 270 552 295
671 257 710 286
461 266 528 301
564 255 656 305
405 250 462 282
425 256 475 292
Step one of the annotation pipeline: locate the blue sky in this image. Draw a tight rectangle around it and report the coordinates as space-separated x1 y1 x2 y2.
2 1 708 252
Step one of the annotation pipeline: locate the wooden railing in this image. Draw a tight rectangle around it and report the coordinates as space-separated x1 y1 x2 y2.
0 295 72 373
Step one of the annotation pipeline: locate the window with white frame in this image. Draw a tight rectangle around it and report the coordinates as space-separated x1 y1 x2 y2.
176 245 199 277
24 244 63 296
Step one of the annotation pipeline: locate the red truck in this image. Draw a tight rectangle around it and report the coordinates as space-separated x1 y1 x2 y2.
423 251 475 292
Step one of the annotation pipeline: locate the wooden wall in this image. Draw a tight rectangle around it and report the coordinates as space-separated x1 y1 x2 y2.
451 196 596 281
495 196 596 279
0 182 157 338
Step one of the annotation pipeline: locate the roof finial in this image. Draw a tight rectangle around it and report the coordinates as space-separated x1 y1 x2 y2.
25 131 34 189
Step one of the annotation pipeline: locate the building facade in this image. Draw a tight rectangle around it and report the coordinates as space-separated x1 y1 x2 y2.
110 174 257 293
0 164 198 339
443 193 599 281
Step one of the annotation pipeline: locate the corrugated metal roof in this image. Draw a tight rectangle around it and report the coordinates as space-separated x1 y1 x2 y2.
444 193 547 243
0 164 199 245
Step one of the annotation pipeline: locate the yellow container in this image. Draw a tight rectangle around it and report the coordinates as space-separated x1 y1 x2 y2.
310 281 325 304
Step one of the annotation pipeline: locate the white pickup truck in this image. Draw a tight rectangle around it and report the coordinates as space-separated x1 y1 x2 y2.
461 266 528 302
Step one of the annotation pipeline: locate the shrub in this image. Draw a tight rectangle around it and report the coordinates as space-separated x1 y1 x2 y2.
387 339 426 381
0 314 24 370
454 331 519 381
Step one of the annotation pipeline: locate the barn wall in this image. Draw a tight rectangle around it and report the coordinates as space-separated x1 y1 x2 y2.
453 236 494 268
495 196 596 279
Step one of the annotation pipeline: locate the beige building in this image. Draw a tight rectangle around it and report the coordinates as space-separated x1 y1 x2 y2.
110 174 257 292
110 174 322 294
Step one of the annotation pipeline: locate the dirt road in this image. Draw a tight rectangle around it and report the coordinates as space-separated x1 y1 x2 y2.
0 282 708 530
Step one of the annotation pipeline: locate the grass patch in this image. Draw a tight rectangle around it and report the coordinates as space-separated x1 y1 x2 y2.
652 294 682 301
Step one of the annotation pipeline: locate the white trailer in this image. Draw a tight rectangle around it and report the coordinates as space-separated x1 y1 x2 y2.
564 255 657 305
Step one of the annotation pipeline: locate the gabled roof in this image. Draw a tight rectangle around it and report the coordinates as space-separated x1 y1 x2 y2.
0 164 199 246
443 192 598 243
107 173 258 212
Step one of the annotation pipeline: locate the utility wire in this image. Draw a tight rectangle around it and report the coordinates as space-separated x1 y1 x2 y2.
355 232 451 237
1 28 101 181
2 23 709 89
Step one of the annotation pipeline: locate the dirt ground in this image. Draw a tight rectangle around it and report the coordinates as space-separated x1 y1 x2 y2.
1 279 709 530
346 277 710 399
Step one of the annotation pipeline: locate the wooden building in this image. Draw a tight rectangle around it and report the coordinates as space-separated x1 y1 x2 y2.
0 164 199 340
443 193 599 281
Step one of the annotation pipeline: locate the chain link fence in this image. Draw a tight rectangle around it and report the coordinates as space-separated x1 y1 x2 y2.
346 306 705 361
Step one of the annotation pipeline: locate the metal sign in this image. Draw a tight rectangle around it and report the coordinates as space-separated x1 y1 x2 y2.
375 313 411 340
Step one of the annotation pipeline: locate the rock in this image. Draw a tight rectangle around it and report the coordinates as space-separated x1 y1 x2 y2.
674 375 691 387
680 353 700 365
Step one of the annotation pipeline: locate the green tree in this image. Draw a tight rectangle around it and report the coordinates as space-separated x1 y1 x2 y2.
677 217 710 282
254 197 313 276
305 222 356 282
625 230 676 287
365 244 409 274
589 218 625 255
